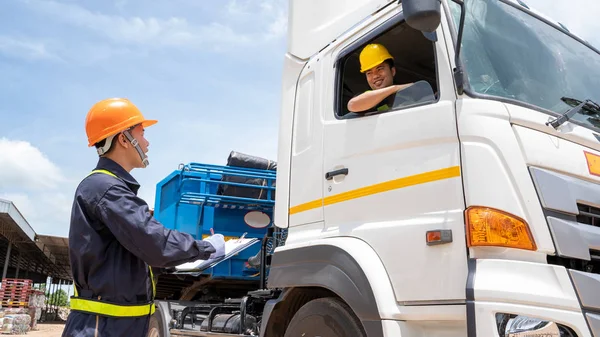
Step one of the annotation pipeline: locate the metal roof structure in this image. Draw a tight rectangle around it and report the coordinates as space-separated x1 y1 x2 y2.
0 199 36 242
35 235 71 280
0 198 72 283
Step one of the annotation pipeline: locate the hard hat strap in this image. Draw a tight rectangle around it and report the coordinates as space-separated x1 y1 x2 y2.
123 129 149 168
96 135 116 156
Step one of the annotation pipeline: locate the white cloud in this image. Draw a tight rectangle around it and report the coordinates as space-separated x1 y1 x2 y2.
0 36 61 61
0 139 73 236
266 8 288 39
0 193 37 220
227 0 288 40
22 0 286 51
0 192 72 237
0 138 66 190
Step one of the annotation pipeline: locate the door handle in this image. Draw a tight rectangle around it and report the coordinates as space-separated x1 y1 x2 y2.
325 168 349 180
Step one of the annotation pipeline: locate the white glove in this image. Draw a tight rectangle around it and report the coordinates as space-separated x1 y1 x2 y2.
203 234 225 259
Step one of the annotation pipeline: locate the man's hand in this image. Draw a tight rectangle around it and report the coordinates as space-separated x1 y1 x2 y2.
203 233 225 259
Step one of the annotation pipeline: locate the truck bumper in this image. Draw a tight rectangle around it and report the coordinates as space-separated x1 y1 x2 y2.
469 258 598 337
381 258 597 337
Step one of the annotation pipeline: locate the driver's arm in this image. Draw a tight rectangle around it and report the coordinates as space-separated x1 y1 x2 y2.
347 84 414 113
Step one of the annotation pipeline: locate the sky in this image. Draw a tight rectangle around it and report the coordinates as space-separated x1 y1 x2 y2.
0 0 287 237
0 0 599 238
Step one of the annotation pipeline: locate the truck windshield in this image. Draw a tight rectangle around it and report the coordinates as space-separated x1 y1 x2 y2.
448 0 600 131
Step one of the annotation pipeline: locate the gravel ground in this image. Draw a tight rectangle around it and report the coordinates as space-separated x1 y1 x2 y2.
10 323 65 337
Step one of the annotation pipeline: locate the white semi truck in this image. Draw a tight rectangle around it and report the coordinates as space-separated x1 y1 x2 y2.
149 0 600 336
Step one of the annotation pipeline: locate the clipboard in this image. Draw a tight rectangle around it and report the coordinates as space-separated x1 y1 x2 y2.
174 237 260 273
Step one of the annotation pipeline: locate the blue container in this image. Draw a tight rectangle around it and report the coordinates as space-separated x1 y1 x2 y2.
153 162 276 280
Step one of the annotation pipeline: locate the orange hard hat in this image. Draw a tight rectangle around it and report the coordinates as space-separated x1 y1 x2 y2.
85 98 157 147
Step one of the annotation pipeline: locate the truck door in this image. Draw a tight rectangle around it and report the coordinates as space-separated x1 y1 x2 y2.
288 58 325 228
321 10 468 304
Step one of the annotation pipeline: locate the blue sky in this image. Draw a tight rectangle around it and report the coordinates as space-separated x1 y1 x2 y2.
0 0 287 236
0 0 599 238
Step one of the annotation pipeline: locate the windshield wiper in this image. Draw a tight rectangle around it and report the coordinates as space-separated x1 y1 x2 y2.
546 96 600 129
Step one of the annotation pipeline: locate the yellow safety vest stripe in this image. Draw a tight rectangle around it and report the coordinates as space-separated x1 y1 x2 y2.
88 169 118 178
70 298 155 318
70 169 157 318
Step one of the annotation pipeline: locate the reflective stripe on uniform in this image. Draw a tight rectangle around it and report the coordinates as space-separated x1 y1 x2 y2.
70 169 157 318
88 169 118 179
70 297 155 318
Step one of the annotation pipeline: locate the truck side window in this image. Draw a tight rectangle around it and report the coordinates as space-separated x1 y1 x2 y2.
336 20 439 118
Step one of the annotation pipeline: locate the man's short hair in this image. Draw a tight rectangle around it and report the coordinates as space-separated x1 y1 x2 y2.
383 59 395 70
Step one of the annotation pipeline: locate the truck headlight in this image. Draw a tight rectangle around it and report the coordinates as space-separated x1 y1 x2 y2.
496 313 576 337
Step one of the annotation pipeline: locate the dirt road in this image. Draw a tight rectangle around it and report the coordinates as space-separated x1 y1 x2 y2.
11 323 64 337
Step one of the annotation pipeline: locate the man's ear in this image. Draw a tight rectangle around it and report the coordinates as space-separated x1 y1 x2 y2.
117 133 129 149
391 66 396 77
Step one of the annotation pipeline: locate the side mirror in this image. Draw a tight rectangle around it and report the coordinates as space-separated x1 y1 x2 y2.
402 0 442 33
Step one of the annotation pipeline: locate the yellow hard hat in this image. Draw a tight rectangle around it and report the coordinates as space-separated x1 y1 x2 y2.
359 43 394 73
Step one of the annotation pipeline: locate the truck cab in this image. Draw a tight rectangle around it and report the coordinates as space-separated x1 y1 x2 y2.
269 0 600 336
151 0 600 336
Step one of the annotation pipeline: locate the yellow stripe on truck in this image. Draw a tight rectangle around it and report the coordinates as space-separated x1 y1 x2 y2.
289 166 461 215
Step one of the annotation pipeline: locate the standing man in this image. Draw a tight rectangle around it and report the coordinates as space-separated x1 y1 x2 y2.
62 98 225 337
347 43 415 113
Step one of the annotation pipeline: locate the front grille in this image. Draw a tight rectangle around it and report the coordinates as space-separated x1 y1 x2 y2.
577 203 600 228
529 167 600 336
548 249 600 274
547 203 600 274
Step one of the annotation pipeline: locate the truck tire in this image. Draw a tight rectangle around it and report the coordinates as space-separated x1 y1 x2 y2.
147 312 164 337
284 297 366 337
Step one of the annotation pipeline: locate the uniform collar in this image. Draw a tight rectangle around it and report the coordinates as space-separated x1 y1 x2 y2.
95 157 141 194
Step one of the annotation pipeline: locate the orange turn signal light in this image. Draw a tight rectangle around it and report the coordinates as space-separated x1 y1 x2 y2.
426 229 453 246
584 151 600 177
465 206 536 251
427 231 441 242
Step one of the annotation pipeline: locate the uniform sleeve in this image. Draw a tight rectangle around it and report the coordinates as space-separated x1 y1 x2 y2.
96 184 216 268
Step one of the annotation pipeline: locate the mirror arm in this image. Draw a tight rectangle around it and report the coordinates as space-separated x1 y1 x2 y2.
452 0 466 95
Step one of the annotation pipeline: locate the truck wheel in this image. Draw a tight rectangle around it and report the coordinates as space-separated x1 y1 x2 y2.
147 312 164 337
284 297 366 337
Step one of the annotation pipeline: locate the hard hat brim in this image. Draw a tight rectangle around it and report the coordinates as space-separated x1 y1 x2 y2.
360 56 394 73
142 119 158 128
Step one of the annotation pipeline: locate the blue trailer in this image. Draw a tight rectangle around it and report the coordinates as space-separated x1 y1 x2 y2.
148 152 285 337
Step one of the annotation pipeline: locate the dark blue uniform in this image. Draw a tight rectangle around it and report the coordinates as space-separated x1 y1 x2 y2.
63 157 215 337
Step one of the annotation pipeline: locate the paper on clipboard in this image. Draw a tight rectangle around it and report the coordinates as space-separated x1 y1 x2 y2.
175 237 260 272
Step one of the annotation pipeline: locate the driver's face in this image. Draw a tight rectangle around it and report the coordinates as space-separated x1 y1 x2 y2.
365 62 395 90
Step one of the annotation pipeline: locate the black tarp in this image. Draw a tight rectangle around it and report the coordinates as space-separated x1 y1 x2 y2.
217 151 276 200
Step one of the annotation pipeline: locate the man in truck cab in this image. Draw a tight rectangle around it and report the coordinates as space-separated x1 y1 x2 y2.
347 43 416 113
62 98 226 337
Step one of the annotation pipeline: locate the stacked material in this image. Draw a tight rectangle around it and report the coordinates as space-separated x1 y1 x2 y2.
0 309 31 334
0 279 32 309
27 290 45 331
57 307 70 321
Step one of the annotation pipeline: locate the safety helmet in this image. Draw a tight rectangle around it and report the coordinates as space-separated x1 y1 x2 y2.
85 98 157 147
359 43 394 73
85 98 157 167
